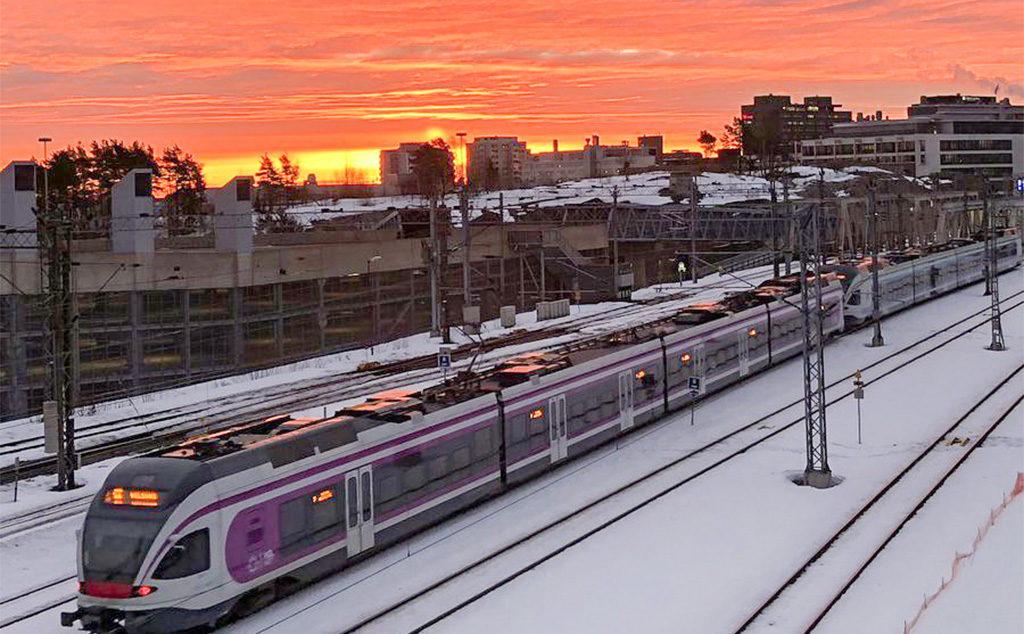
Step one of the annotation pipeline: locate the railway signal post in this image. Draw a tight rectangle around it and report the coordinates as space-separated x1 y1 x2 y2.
853 370 865 444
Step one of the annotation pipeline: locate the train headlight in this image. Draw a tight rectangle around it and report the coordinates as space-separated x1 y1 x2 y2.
747 327 758 338
680 353 692 365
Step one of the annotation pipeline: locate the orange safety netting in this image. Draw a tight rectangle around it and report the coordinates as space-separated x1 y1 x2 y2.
903 472 1024 633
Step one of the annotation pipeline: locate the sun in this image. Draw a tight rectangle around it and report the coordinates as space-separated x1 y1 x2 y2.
425 127 447 141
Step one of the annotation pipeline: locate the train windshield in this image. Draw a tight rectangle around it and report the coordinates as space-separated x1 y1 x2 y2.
82 516 164 583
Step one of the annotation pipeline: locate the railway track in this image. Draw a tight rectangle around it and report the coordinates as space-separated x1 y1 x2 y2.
1 280 1016 633
235 292 1024 634
733 367 1023 634
0 272 763 484
0 494 93 541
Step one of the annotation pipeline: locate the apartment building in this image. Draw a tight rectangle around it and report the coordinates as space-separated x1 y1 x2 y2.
741 95 852 154
380 142 425 196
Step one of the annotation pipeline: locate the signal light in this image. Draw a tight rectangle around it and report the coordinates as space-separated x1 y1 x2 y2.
133 585 157 597
529 408 544 420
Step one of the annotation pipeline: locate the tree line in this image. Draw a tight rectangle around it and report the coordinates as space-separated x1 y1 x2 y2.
31 138 458 236
37 140 205 235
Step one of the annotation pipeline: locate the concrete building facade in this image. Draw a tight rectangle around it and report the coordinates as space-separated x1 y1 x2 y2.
1 204 611 419
0 161 38 247
797 95 1024 181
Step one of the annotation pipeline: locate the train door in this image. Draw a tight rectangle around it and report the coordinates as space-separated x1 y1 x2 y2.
738 330 750 377
548 394 568 462
693 344 707 394
344 465 375 557
618 371 635 431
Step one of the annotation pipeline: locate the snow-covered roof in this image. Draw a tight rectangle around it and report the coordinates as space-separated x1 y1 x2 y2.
283 166 899 227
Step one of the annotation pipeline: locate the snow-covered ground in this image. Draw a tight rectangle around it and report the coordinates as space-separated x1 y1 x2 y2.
283 166 888 226
0 267 772 473
221 270 1024 634
2 270 1019 634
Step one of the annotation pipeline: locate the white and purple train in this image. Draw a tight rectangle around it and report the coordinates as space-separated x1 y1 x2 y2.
63 235 1020 633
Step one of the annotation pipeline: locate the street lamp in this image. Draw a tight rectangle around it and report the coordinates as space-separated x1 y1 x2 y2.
38 137 52 218
456 132 467 185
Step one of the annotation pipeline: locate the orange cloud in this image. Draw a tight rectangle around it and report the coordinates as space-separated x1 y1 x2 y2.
1 0 1021 182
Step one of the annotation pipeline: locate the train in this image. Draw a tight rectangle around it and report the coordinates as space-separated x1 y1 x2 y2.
62 234 1021 633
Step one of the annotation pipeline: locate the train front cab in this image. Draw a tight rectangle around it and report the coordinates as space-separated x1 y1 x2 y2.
64 458 225 634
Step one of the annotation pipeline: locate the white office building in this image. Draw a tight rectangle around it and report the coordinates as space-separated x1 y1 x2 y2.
797 95 1023 182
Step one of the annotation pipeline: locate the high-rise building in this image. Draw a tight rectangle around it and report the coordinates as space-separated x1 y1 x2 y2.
740 95 852 155
380 143 425 196
467 137 530 190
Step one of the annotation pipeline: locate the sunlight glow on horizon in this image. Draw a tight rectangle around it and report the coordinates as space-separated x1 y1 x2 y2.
1 0 1021 174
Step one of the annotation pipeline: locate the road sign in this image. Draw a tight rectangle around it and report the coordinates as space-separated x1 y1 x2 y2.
688 376 701 393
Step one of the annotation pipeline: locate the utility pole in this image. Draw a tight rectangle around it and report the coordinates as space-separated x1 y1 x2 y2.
498 192 506 301
460 185 471 307
981 181 992 297
38 136 77 490
867 183 884 347
984 184 1005 351
769 177 780 277
690 174 699 283
429 200 440 337
783 176 793 275
610 186 619 297
800 172 831 488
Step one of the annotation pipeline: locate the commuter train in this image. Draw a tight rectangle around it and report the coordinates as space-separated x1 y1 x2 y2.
63 235 1020 633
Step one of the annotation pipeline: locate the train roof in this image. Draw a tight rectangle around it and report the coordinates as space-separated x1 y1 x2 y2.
147 266 853 468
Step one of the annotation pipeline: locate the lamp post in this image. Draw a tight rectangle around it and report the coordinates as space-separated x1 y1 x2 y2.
38 137 52 217
456 132 467 185
367 255 382 354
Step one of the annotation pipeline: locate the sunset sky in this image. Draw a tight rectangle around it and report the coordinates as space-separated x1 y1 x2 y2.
1 0 1021 186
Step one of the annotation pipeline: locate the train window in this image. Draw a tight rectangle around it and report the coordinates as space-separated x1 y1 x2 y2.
452 446 471 470
402 465 426 491
510 417 527 442
311 486 341 536
427 456 449 481
347 479 358 526
473 429 492 458
361 472 372 521
528 414 546 436
280 497 306 548
154 529 209 580
379 475 400 503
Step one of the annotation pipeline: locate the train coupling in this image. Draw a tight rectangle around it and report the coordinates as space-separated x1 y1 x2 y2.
60 609 80 627
61 607 126 633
